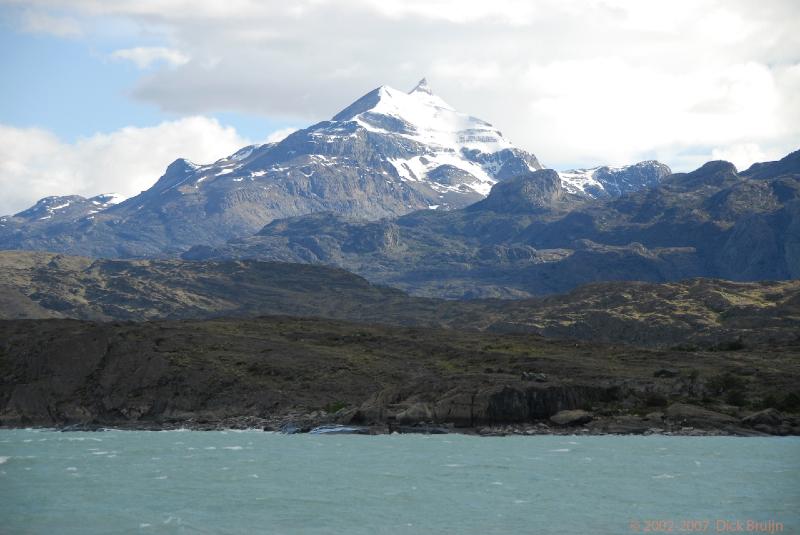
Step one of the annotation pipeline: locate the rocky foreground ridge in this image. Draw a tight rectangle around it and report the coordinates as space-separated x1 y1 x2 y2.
0 316 798 435
1 251 799 349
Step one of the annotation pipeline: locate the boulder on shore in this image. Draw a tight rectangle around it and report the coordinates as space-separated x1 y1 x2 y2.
395 402 434 424
741 408 784 428
665 403 738 427
550 409 593 426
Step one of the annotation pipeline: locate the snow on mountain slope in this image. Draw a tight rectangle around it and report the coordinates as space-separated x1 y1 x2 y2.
310 78 542 199
9 193 124 223
558 161 672 198
136 78 543 211
0 79 670 258
351 80 515 154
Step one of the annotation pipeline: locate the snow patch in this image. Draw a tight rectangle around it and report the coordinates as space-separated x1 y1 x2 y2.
388 151 497 195
231 146 255 161
349 84 514 155
95 193 124 205
558 168 603 195
49 202 71 211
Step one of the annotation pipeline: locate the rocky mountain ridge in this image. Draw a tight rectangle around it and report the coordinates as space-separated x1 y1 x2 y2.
186 150 800 298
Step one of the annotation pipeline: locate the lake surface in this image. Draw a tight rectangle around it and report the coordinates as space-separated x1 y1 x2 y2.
1 429 798 534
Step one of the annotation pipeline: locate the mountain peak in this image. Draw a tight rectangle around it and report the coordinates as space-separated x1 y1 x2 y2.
558 161 671 198
410 77 433 95
324 78 541 198
471 169 565 213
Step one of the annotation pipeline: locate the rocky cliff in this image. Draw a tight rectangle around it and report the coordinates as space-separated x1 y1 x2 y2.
1 316 797 434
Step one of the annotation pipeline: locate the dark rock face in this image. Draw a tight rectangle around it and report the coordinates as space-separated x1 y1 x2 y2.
352 384 617 428
550 409 593 426
665 403 739 428
469 169 571 213
741 408 784 428
668 160 739 191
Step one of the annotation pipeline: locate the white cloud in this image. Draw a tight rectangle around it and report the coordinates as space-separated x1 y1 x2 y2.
20 10 82 37
358 0 538 25
264 127 297 143
6 0 800 171
0 117 250 216
110 47 190 69
711 143 781 172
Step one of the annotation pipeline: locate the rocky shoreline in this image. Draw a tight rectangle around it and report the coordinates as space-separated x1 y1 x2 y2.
11 404 797 438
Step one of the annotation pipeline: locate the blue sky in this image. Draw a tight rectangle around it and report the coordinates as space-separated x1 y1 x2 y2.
0 28 162 140
0 9 295 142
0 0 797 215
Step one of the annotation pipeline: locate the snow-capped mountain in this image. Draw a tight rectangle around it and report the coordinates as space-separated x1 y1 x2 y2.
558 161 671 198
0 79 670 259
0 79 544 257
2 194 122 226
152 78 542 212
325 78 541 198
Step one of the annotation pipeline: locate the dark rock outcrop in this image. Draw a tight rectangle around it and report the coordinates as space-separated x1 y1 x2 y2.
665 403 739 428
469 169 571 213
741 408 784 428
550 409 593 426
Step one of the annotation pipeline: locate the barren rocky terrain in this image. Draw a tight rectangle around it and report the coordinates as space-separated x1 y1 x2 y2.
1 314 798 435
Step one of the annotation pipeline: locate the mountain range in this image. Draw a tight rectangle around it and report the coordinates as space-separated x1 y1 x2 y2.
0 80 797 300
185 150 800 298
0 79 668 258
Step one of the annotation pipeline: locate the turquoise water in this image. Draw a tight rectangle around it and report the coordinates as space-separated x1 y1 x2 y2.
1 430 798 534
